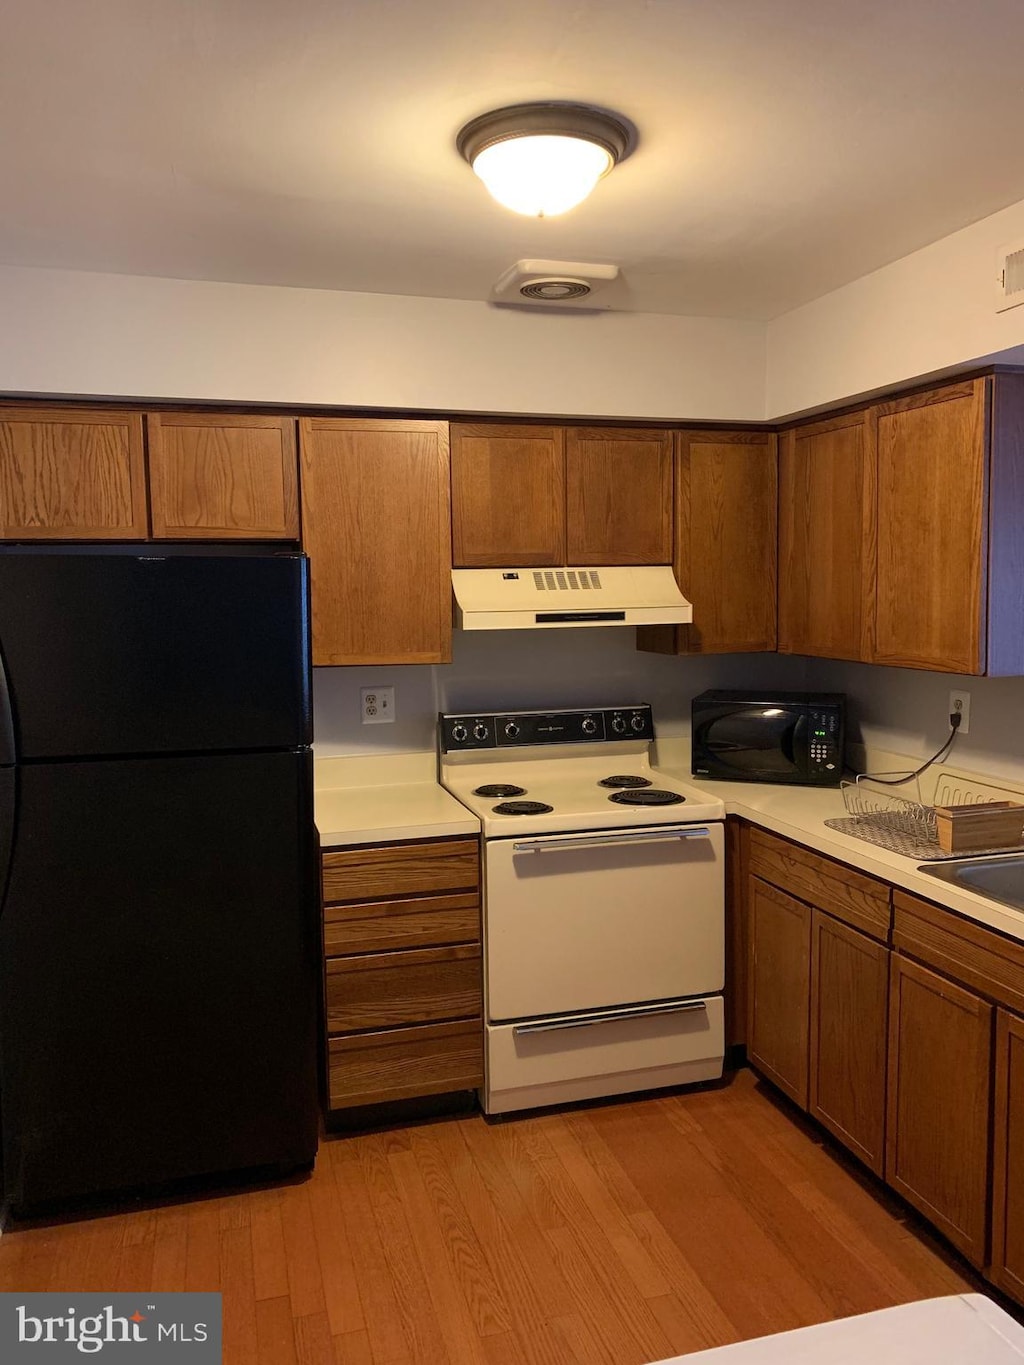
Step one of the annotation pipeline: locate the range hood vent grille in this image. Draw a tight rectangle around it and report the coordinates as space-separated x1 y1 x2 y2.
533 569 602 591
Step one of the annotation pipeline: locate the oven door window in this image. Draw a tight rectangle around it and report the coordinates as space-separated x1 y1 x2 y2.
485 823 724 1021
699 706 805 778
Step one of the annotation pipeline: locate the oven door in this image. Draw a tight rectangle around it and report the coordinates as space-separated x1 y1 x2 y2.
484 822 724 1021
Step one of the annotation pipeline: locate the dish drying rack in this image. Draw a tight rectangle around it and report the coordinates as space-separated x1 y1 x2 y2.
825 773 1024 861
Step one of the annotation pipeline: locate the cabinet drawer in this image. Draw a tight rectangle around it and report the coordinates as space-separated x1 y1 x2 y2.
893 890 1024 1014
325 944 482 1032
322 838 479 903
328 1019 483 1108
748 828 891 941
323 892 480 956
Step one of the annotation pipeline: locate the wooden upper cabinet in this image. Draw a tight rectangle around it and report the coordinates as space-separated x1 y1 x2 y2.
873 380 988 673
451 424 565 566
299 418 451 666
148 413 298 540
637 430 776 656
778 411 875 661
565 428 673 565
0 407 147 539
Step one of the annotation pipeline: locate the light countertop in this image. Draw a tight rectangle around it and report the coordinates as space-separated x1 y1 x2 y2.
315 753 479 848
314 744 1024 944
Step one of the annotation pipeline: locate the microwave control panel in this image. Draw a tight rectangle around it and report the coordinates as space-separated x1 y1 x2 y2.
809 708 842 775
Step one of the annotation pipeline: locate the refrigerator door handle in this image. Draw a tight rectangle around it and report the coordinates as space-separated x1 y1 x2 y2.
0 641 14 766
0 766 15 916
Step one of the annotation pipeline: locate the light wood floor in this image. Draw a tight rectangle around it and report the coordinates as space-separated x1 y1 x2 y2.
0 1068 981 1364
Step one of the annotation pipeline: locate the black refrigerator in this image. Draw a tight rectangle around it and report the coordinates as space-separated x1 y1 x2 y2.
0 545 320 1211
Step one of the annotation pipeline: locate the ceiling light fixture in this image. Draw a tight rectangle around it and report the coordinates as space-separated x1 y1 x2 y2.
456 102 634 218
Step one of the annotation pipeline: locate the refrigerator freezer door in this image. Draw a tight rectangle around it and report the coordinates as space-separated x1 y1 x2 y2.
0 550 310 759
0 750 319 1208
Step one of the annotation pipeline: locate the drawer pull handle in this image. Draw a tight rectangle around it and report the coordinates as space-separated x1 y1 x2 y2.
513 1000 708 1035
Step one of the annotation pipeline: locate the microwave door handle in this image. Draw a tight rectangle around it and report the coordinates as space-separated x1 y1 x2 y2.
782 713 807 765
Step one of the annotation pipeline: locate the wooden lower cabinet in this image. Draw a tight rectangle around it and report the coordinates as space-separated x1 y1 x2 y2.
321 837 483 1113
748 876 811 1107
886 953 992 1267
810 910 888 1175
992 1009 1024 1299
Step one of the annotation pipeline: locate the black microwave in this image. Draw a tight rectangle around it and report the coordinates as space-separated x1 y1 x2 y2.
691 689 845 787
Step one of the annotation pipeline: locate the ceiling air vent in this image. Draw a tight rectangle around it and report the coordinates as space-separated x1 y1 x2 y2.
491 259 620 309
996 241 1024 312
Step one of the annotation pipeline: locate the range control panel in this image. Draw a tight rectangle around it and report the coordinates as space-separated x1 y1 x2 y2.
440 705 655 752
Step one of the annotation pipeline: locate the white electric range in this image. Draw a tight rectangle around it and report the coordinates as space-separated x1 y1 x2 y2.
439 704 726 1115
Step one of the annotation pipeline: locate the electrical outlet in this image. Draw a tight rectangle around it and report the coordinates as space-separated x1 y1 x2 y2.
949 689 971 736
361 686 396 725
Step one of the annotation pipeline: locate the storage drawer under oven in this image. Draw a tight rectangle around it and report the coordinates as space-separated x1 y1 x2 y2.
484 995 724 1115
484 821 724 1021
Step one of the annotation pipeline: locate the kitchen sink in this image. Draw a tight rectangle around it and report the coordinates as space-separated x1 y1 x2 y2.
918 854 1024 912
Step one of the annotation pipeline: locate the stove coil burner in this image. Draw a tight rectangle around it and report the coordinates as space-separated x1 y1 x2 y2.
598 775 652 789
492 800 554 816
473 783 526 798
609 789 685 806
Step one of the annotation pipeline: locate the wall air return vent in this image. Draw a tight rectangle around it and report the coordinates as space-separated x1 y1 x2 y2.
996 241 1024 312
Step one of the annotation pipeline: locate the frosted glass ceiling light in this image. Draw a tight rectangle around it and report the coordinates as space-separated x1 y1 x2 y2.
457 103 634 218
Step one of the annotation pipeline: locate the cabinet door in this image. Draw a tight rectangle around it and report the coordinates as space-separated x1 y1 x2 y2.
778 411 875 661
873 380 988 673
148 413 298 540
886 953 992 1266
992 1009 1024 1302
451 424 565 566
565 428 672 565
681 430 777 653
748 877 811 1107
810 911 888 1174
0 407 147 539
299 418 451 666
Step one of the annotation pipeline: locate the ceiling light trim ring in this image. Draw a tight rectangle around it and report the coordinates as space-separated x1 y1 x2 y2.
456 102 635 169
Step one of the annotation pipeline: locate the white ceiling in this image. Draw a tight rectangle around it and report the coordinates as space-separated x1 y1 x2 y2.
3 0 1024 320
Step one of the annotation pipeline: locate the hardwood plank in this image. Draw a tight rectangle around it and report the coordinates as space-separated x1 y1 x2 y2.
357 1134 450 1365
334 1330 374 1365
279 1180 327 1319
406 1127 512 1336
256 1296 299 1365
454 1115 577 1324
307 1157 366 1337
221 1225 258 1365
295 1312 339 1365
186 1199 222 1292
329 1140 412 1365
150 1203 189 1291
249 1187 290 1302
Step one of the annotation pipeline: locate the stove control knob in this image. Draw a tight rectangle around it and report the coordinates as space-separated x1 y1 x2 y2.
581 716 598 736
473 722 489 742
504 720 520 739
611 715 627 734
630 714 647 733
451 723 468 743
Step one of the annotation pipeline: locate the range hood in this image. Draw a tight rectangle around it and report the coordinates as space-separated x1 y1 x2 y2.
451 566 693 631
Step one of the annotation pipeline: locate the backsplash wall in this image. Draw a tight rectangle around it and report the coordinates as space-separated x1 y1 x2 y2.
807 659 1024 785
313 631 809 757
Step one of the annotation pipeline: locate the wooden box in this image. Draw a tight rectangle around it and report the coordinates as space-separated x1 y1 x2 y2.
933 801 1024 854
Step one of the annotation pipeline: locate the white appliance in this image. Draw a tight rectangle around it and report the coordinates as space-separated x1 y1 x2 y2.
451 565 692 631
438 704 725 1115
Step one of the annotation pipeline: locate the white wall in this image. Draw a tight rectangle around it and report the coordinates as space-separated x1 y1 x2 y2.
766 198 1024 419
0 264 767 422
313 631 809 756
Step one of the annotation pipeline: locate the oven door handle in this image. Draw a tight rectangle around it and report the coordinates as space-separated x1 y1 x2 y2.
512 827 712 854
513 1000 709 1035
